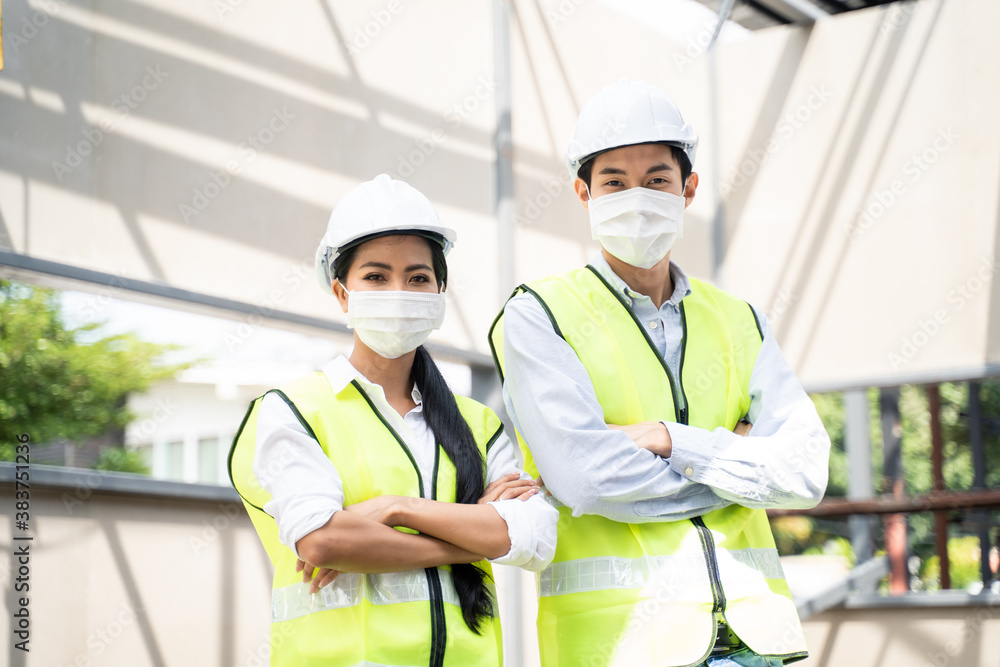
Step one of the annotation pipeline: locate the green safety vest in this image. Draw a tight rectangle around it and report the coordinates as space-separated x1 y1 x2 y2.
489 265 808 667
229 372 504 667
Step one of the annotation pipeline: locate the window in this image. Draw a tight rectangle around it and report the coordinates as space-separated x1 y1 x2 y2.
198 437 220 484
165 441 184 480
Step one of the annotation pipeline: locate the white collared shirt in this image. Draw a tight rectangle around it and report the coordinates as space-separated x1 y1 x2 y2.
500 254 830 522
253 355 558 570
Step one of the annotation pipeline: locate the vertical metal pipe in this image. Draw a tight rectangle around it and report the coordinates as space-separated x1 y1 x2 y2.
927 384 950 590
708 48 724 285
967 382 991 587
880 386 908 593
494 0 515 306
492 3 521 662
845 390 874 562
707 0 735 284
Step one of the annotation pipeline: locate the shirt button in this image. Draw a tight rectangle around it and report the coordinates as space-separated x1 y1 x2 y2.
684 466 694 476
648 321 659 330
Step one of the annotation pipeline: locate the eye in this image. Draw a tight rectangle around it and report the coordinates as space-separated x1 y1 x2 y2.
604 178 624 187
363 272 385 282
410 274 431 284
646 177 670 186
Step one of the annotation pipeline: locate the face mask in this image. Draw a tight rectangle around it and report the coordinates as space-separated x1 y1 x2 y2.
588 187 685 269
346 290 446 359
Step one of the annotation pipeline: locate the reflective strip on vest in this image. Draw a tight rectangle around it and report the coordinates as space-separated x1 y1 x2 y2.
272 570 462 623
539 548 785 598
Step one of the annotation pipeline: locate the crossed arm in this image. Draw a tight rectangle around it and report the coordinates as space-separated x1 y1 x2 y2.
295 474 537 593
297 473 538 566
502 293 829 522
254 389 557 593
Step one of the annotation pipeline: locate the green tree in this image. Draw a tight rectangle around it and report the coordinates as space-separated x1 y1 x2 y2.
0 280 188 467
94 446 152 474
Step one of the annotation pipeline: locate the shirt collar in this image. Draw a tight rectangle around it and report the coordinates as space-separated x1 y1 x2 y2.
589 253 692 307
321 354 423 405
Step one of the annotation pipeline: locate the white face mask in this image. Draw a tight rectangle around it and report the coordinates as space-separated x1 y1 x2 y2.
588 187 685 269
346 290 446 359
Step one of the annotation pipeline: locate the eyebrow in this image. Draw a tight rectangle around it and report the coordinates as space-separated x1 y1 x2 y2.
597 163 674 176
359 261 434 273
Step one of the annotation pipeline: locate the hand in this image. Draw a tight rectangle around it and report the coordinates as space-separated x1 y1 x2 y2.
296 558 340 594
344 495 403 526
734 420 752 436
608 421 671 458
478 472 539 503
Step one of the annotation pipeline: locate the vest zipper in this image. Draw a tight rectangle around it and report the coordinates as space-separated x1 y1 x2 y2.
691 516 726 616
677 301 690 425
682 304 722 624
425 566 447 667
352 381 447 667
427 445 447 667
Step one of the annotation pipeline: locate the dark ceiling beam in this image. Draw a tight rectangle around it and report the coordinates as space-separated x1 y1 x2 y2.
743 0 795 24
749 0 831 23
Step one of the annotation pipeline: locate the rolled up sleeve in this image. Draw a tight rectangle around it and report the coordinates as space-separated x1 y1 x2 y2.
254 392 344 560
483 429 558 571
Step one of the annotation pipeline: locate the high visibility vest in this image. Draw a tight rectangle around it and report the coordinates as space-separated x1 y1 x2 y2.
229 372 504 667
489 266 808 667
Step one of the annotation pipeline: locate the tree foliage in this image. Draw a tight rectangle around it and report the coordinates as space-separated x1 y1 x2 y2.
94 446 152 475
0 280 186 460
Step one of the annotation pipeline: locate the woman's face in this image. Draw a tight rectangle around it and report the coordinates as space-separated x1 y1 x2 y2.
333 234 440 313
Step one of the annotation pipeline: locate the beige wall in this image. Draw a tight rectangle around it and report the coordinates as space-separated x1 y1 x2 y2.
2 0 997 389
801 604 1000 667
0 473 272 667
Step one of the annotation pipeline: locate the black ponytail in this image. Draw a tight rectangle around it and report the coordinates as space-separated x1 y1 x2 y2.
412 346 494 634
336 233 493 633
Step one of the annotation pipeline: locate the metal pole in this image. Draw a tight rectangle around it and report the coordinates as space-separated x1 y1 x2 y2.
707 0 735 284
880 387 909 593
927 384 950 590
494 0 515 306
967 382 991 587
767 487 1000 517
492 3 522 663
844 390 874 562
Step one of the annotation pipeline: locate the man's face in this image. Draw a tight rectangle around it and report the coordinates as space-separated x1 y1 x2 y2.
574 143 697 208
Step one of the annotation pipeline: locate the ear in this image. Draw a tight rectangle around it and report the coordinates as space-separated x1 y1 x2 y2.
683 172 699 209
332 279 350 313
573 178 591 210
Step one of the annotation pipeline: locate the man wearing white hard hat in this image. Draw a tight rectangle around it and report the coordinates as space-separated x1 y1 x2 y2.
489 81 830 665
230 175 557 666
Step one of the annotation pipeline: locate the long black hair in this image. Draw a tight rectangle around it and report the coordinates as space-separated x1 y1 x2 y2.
334 234 493 634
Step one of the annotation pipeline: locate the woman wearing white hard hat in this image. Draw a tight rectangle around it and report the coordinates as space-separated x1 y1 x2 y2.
230 174 557 667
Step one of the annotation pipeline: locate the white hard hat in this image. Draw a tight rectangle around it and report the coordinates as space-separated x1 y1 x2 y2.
315 174 456 291
566 79 698 179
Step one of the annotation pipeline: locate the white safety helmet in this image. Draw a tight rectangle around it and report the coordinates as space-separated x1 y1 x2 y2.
566 79 699 180
315 174 457 291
